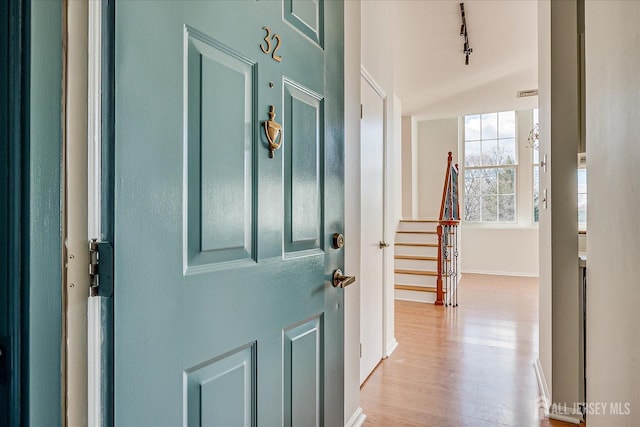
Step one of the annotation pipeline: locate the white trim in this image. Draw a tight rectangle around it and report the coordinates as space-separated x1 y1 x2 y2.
65 1 90 424
345 407 367 427
87 1 103 426
462 269 539 278
533 359 582 425
385 338 398 358
87 1 101 236
548 412 581 424
534 359 550 411
360 66 386 99
359 69 389 383
87 297 102 426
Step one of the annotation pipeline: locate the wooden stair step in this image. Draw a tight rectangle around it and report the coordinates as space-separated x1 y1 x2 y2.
400 219 439 223
395 269 438 276
395 242 438 247
394 255 438 261
394 284 445 293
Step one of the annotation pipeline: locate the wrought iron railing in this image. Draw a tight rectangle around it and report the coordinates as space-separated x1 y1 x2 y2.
436 152 460 307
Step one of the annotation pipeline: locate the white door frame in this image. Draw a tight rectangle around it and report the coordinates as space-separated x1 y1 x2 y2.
360 66 396 362
64 1 90 425
87 1 104 425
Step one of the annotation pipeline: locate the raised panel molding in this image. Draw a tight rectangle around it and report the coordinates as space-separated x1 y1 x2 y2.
184 343 257 427
284 0 324 48
283 315 324 427
283 78 324 256
183 26 257 274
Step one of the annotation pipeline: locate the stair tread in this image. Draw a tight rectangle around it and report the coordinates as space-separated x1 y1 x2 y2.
400 219 439 223
396 230 437 234
395 268 438 276
394 255 438 261
394 284 441 293
395 242 438 247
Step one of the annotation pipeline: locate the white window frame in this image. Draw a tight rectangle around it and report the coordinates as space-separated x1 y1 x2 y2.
461 111 519 224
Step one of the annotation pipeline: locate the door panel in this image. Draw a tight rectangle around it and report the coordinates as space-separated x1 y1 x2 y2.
114 1 343 426
184 343 256 427
284 79 323 255
359 78 385 384
186 26 256 269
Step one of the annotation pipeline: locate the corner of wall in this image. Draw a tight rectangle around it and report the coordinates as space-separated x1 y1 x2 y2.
343 1 362 425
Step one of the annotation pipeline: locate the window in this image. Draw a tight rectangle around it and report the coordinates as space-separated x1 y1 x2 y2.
532 108 540 222
530 108 587 230
578 167 587 231
463 111 517 222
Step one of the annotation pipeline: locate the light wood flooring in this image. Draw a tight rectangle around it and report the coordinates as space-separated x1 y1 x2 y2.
360 273 580 427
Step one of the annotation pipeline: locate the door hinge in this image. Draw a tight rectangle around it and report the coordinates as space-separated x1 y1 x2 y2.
360 104 363 119
89 239 114 298
360 343 362 358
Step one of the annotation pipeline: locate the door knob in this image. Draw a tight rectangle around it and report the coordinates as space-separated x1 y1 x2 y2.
333 269 356 288
379 241 389 249
332 233 345 249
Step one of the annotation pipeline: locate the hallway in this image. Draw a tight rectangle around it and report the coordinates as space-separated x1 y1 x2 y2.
360 274 576 426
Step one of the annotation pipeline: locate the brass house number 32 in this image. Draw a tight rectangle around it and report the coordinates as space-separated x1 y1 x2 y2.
260 26 282 62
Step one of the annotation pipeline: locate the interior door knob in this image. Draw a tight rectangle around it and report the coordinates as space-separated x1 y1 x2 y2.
379 241 389 249
333 269 356 288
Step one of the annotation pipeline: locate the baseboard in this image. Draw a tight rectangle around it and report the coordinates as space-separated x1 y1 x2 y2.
533 360 582 424
534 359 550 411
462 269 539 278
345 407 367 427
385 337 398 358
394 289 436 303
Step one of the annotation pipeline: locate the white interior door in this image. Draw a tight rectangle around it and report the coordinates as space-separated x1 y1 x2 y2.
360 76 385 384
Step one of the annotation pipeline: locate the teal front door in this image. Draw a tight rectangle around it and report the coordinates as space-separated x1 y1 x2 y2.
114 1 344 425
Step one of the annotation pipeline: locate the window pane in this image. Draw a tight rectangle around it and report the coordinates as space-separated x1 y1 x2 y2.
481 168 497 195
482 113 498 139
482 195 497 221
498 167 515 194
465 194 481 221
533 166 539 222
465 115 481 141
499 138 516 164
578 168 587 230
482 139 499 165
578 169 587 192
578 193 587 229
499 111 516 138
464 169 482 221
465 140 481 166
533 146 539 165
463 110 518 224
498 195 516 221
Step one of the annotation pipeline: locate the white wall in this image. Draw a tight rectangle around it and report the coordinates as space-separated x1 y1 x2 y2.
586 1 640 425
537 0 553 403
344 1 400 424
361 0 399 362
461 228 539 277
538 0 581 417
416 118 458 219
401 116 417 219
414 112 539 277
343 1 362 425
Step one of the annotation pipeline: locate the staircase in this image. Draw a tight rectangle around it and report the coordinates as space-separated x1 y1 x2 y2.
395 151 461 305
394 219 442 303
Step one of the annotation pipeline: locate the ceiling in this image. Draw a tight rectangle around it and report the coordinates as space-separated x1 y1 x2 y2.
393 0 539 120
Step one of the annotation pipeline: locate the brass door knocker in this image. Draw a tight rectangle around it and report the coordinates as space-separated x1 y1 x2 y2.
264 105 282 158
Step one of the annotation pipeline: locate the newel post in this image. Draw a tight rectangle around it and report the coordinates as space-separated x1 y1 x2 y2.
435 224 444 306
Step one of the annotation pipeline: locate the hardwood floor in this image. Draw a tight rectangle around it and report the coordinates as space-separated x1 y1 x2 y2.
360 273 580 427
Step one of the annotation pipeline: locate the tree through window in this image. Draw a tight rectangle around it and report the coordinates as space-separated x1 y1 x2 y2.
463 111 517 222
